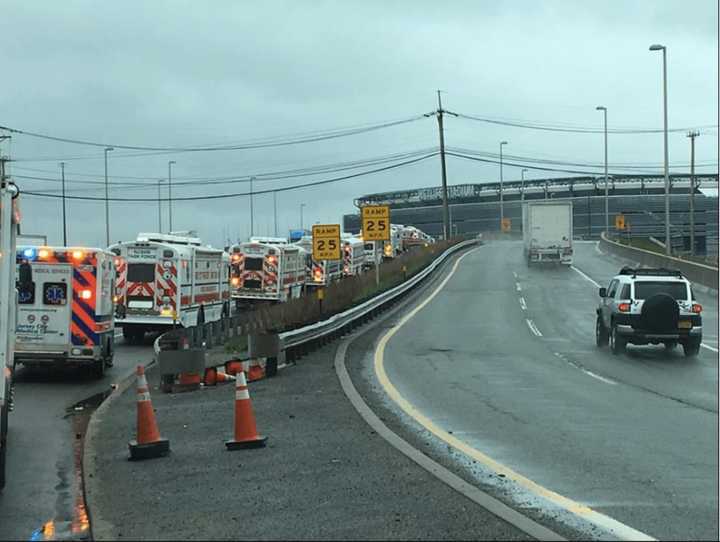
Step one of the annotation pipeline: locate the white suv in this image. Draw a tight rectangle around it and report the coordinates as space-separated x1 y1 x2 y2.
596 267 703 357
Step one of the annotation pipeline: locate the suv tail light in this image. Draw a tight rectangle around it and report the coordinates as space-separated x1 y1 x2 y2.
692 303 702 314
618 303 631 312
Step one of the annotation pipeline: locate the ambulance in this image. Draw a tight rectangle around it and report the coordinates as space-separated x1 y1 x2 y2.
230 240 306 302
14 246 116 378
293 236 342 288
109 232 231 342
383 224 404 259
341 236 366 276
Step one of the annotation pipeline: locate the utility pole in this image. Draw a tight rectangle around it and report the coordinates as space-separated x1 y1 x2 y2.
60 162 67 245
596 106 609 237
520 168 528 202
425 91 458 240
687 131 699 256
300 203 306 231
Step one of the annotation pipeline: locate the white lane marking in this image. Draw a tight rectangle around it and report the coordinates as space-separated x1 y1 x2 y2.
582 370 617 385
701 343 719 353
519 297 527 311
515 282 522 292
374 252 656 541
570 265 601 288
526 319 543 337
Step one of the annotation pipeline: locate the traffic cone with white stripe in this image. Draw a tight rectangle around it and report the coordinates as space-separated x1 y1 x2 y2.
128 365 170 460
225 371 267 450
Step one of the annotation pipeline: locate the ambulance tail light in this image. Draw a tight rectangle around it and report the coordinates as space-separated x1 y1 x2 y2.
80 289 92 300
72 250 84 261
314 268 323 282
231 277 240 286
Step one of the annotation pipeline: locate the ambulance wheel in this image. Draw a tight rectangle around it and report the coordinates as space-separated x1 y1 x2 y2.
91 358 105 379
221 302 229 319
197 307 205 326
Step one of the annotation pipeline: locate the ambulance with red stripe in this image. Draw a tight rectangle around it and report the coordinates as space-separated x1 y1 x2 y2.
110 232 231 342
341 236 367 276
293 236 342 288
229 240 306 302
13 246 115 378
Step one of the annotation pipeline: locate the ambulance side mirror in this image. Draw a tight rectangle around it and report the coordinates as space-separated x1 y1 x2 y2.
18 261 33 285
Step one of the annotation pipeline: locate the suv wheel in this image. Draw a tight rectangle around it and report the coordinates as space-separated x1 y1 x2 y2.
595 316 609 347
682 338 701 358
610 323 626 355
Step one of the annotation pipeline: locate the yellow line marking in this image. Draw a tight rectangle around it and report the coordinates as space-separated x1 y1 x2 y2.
373 248 655 541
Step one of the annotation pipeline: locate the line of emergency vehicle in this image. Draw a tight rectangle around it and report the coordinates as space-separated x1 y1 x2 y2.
110 232 230 342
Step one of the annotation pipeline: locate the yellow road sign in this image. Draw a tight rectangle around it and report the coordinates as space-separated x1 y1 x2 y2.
615 214 625 230
501 217 511 233
361 205 390 241
312 224 341 260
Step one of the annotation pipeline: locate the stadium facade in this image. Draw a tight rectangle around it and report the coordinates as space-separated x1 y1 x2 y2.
343 174 719 255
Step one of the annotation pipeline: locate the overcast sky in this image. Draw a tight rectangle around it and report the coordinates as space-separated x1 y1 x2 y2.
1 0 717 248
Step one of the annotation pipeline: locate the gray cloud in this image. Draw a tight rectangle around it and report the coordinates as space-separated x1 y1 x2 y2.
1 0 716 248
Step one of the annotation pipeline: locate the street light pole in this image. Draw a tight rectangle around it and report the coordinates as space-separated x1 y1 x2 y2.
273 191 278 237
687 131 699 255
167 161 176 233
157 180 164 233
499 141 508 230
249 176 255 237
596 106 609 237
300 203 306 231
60 162 67 245
650 44 671 255
520 168 528 202
103 147 114 246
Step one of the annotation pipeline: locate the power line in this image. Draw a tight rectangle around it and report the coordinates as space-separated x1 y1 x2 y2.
1 115 426 153
454 112 716 134
13 147 441 194
447 146 718 171
22 152 439 202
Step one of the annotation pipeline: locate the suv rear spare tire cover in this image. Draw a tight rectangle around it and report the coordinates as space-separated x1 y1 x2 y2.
639 293 679 333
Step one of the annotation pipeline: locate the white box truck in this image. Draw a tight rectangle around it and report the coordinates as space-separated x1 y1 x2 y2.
522 201 573 265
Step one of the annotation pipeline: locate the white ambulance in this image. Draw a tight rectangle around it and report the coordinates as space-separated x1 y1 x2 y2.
110 232 231 342
293 236 343 288
341 236 367 276
14 246 116 378
230 240 306 302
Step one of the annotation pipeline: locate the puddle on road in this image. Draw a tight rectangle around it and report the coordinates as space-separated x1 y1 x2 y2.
30 388 113 541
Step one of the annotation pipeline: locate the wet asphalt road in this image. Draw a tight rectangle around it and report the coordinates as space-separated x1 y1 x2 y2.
0 334 155 541
380 241 718 540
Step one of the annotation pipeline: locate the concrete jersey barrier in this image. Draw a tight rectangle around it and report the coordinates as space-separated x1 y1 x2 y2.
599 233 718 291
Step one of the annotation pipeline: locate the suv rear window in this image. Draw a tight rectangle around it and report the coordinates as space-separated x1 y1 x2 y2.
634 281 688 300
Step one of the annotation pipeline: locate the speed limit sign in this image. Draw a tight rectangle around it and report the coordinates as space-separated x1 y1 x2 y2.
361 205 390 241
312 224 341 260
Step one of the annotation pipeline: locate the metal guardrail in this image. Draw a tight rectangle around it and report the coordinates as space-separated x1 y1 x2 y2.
154 239 479 375
600 232 718 291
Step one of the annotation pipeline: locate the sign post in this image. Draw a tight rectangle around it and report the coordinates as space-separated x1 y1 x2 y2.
362 206 390 287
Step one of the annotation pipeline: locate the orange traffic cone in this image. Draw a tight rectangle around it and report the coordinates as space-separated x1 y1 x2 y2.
216 368 236 384
128 365 170 460
247 358 265 382
204 367 218 386
225 371 267 450
225 360 243 376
